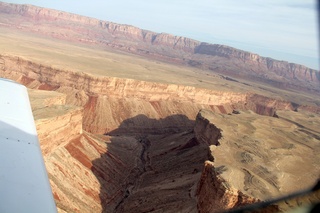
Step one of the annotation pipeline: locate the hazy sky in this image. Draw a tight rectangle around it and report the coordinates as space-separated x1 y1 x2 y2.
2 0 319 69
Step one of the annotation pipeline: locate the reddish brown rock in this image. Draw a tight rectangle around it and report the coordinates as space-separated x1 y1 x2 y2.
2 55 310 136
196 161 258 213
0 2 319 93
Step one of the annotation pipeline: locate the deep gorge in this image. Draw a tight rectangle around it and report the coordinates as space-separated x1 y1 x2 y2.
2 55 318 212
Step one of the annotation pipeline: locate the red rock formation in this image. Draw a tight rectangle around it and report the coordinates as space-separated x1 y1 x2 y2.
34 97 320 213
195 43 319 84
34 105 83 155
193 110 258 212
1 54 308 136
0 2 319 93
196 161 259 213
194 111 222 146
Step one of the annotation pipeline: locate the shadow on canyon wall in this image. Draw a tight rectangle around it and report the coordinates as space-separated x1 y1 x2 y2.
107 113 195 136
91 113 196 213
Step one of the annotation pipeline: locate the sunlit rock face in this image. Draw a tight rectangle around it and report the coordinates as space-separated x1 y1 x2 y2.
1 2 319 212
196 161 260 213
29 90 255 213
0 51 317 212
196 109 320 212
28 87 320 212
1 1 319 93
1 55 300 135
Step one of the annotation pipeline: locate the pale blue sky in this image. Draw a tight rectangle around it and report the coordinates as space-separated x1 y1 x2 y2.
2 0 319 69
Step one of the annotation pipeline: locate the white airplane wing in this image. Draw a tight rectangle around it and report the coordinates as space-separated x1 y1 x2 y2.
0 78 57 213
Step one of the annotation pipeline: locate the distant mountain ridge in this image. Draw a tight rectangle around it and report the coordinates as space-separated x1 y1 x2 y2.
0 1 319 93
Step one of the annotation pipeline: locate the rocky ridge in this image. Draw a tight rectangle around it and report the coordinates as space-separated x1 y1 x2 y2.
0 1 319 93
0 2 319 212
1 54 299 135
1 38 319 213
29 89 261 212
3 53 316 212
1 55 317 212
28 89 320 212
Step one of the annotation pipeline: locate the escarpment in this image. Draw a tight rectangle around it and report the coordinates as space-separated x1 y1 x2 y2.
195 109 320 212
195 43 319 84
1 2 319 211
32 94 318 212
28 87 320 213
29 89 83 155
12 55 318 212
0 2 319 93
1 54 305 136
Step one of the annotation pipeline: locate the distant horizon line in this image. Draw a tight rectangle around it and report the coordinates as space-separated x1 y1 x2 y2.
1 0 319 71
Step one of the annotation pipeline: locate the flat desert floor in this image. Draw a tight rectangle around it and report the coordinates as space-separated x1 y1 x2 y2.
0 28 318 107
207 109 320 199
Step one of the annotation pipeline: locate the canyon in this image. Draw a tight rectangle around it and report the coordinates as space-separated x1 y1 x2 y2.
0 2 320 213
0 2 319 94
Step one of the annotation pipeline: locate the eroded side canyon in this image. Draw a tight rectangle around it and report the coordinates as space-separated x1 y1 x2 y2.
1 54 318 212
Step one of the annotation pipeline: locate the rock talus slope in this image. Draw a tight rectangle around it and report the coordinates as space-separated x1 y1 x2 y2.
29 88 320 212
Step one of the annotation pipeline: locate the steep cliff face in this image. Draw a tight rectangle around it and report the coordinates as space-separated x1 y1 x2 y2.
29 89 144 212
194 109 320 212
45 133 144 213
29 90 240 212
0 2 319 93
29 91 320 213
195 43 319 84
0 2 199 54
1 55 302 135
34 105 83 155
29 89 82 155
193 110 260 212
196 161 259 213
1 3 318 211
194 111 222 146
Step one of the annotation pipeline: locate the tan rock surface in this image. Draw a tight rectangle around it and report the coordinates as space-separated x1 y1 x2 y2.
1 1 319 93
22 74 319 212
0 3 318 211
29 89 82 155
196 161 260 213
1 55 306 136
197 109 320 200
45 134 143 213
28 89 66 109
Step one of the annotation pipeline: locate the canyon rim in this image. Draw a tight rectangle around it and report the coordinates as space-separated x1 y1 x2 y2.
0 2 320 212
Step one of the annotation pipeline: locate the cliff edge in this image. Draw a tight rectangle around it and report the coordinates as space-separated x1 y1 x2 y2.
0 2 319 93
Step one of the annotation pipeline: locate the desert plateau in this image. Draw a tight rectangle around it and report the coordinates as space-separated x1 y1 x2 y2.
0 1 319 212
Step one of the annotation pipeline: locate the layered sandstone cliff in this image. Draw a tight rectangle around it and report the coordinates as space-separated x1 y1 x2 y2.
194 109 320 212
1 54 302 135
0 2 319 93
25 82 320 212
195 44 319 84
26 85 320 213
29 89 82 155
196 161 259 213
0 2 319 210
